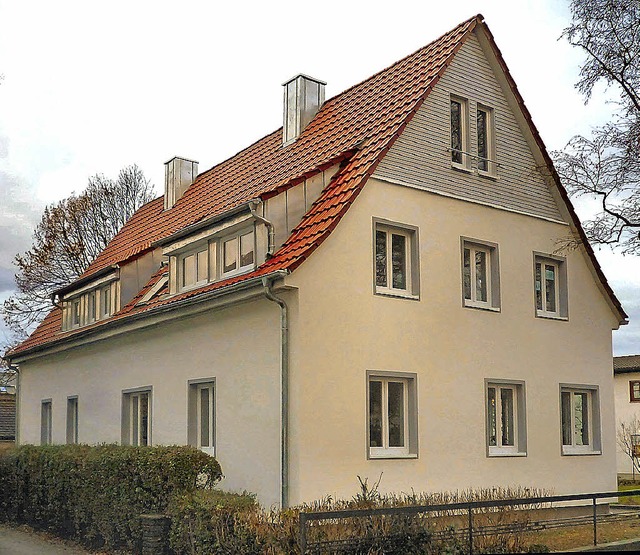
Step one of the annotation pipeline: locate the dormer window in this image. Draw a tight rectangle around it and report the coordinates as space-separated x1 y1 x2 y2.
61 274 119 331
222 231 255 278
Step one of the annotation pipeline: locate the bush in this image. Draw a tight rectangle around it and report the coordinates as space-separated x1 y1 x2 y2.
0 444 221 551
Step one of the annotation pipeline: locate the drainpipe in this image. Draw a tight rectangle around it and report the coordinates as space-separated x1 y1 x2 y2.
262 276 289 508
249 200 275 258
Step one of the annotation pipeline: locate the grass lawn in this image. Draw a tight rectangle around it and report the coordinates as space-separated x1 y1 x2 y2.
618 483 640 505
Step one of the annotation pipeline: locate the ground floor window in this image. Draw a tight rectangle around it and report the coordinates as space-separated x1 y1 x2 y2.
188 379 215 456
122 388 151 446
66 396 78 444
486 380 526 456
367 372 417 458
41 399 52 445
560 385 601 455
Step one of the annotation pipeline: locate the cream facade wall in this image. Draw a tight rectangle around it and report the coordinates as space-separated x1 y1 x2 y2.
285 176 618 505
614 371 640 473
17 298 283 506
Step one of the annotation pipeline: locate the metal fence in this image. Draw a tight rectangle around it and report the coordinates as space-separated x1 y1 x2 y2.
298 489 640 554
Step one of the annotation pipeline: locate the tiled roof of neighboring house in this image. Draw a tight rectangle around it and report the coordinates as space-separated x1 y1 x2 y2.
0 394 16 440
614 355 640 374
8 14 627 359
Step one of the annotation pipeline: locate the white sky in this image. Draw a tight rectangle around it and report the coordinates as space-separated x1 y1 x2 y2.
0 0 638 354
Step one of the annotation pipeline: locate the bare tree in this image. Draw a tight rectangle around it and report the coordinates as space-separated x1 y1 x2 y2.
2 165 155 338
618 416 640 475
553 0 640 253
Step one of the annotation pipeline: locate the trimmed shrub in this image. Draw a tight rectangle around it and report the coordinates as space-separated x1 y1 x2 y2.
0 444 222 551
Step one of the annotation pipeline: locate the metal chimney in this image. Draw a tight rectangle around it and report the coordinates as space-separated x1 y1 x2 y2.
282 74 326 145
164 156 198 210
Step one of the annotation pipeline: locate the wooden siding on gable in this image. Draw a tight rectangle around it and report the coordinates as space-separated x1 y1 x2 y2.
374 32 565 223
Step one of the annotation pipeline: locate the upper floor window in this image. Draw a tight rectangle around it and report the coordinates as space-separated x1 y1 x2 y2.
374 221 419 299
462 238 500 311
62 280 117 331
477 105 496 176
534 254 568 320
450 96 469 169
222 231 255 277
630 381 640 402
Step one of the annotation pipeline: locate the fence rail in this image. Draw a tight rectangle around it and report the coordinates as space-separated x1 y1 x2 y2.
299 489 640 554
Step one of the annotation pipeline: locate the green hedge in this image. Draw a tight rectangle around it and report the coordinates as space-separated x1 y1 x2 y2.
0 444 222 551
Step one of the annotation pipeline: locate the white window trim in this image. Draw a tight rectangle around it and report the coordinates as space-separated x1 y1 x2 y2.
220 230 256 279
188 378 216 457
196 383 215 456
534 253 568 320
485 379 527 457
461 238 500 312
122 387 152 447
367 371 418 459
178 244 209 292
66 396 78 445
41 399 52 445
560 385 601 456
476 104 497 178
450 95 470 171
373 220 419 300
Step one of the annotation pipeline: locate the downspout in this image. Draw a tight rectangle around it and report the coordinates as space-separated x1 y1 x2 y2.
262 276 289 508
249 200 275 258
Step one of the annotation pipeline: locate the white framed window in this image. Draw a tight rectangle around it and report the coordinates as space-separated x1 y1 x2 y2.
100 284 112 319
180 245 209 290
87 291 96 323
367 372 417 458
486 380 526 456
41 399 52 445
450 95 469 169
221 230 255 278
374 221 419 299
534 254 568 319
122 388 151 446
66 396 78 444
476 105 496 176
560 385 601 455
462 239 500 310
71 299 81 328
188 379 215 456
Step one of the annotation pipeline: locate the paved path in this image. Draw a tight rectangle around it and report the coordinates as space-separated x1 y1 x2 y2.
0 525 93 555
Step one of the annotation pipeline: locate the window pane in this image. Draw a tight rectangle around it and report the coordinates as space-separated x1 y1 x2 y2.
88 292 96 321
183 254 196 287
535 263 542 310
477 109 488 171
103 286 111 316
545 264 556 312
132 396 139 446
574 392 589 446
197 249 208 283
391 234 407 290
451 100 462 163
475 250 488 302
73 301 80 325
369 381 383 447
500 388 514 446
375 230 387 287
200 387 210 448
240 232 254 268
633 382 640 400
487 387 497 447
463 248 471 300
561 391 572 446
140 393 149 447
223 238 238 273
388 381 405 448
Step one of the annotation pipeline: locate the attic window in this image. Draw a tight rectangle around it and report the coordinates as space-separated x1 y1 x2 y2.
62 278 118 331
450 95 469 169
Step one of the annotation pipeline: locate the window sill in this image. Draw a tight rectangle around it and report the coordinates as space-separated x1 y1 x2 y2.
562 448 602 456
369 453 418 460
478 170 499 181
464 301 500 313
375 290 419 301
221 266 255 280
488 451 527 458
451 163 472 174
535 312 568 321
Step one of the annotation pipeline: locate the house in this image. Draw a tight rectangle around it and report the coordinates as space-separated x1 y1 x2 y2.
0 374 17 443
7 15 628 508
613 355 640 475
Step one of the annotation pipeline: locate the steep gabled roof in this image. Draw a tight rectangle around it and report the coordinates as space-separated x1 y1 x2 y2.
9 14 627 359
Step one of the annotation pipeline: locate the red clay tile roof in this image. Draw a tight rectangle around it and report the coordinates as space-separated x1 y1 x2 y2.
614 355 640 373
8 13 627 358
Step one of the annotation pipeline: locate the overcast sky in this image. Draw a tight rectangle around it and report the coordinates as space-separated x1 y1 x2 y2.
0 0 638 354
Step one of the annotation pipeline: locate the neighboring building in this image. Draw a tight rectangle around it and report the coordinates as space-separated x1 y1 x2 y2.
614 355 640 474
7 15 627 507
0 378 16 442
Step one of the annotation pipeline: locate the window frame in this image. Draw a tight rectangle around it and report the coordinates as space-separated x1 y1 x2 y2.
41 399 52 445
66 396 78 444
559 384 601 456
122 387 152 447
485 380 527 457
366 371 418 459
178 243 210 291
450 95 469 170
187 378 216 457
533 253 568 320
461 238 501 311
476 104 496 177
220 229 256 279
373 219 420 300
630 381 640 403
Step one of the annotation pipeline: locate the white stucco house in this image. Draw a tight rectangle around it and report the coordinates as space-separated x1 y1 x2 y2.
7 14 628 508
614 355 640 474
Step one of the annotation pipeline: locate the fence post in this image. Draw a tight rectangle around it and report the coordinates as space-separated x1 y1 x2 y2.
299 512 307 554
592 497 597 546
468 504 473 555
140 514 170 555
